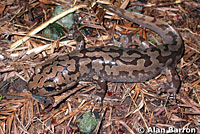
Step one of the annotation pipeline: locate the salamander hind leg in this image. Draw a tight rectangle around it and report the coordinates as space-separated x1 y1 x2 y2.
92 76 107 105
159 66 181 105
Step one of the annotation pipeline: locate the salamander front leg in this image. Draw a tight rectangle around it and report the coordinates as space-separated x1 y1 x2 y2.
160 66 181 105
119 33 151 49
32 95 53 108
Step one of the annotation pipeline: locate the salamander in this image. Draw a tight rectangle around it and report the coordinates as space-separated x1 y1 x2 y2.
28 3 184 105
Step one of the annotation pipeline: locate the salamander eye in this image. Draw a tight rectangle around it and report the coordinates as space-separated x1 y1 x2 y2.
43 81 56 91
44 86 55 91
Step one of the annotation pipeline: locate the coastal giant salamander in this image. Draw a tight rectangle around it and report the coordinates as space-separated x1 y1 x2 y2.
28 3 184 105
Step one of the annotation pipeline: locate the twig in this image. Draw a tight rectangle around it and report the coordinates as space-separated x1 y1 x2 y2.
9 4 87 50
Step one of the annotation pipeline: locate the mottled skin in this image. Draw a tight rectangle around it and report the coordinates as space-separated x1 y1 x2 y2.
28 4 184 104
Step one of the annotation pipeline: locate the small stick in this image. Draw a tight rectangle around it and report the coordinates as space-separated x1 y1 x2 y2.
10 4 87 50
